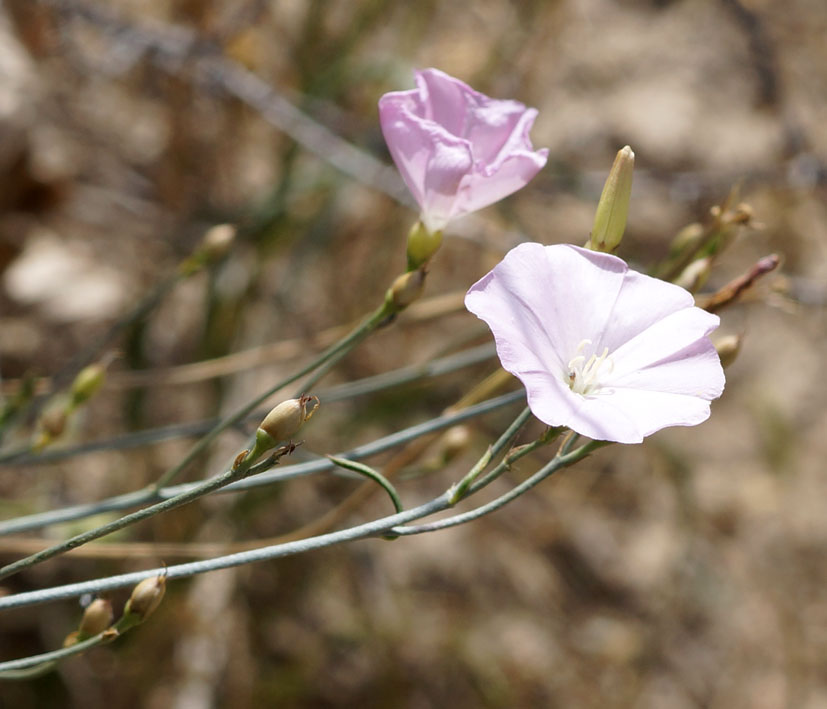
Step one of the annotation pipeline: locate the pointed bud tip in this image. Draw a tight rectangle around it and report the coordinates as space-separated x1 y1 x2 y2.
588 145 635 253
257 395 318 448
124 575 167 622
71 364 106 405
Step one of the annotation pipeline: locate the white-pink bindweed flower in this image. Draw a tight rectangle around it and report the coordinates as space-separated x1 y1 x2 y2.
465 243 725 444
379 68 548 234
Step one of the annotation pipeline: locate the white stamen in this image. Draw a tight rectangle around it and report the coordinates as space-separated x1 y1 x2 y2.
567 340 613 395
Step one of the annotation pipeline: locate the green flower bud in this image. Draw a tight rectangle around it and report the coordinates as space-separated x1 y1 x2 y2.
70 364 106 406
406 220 443 270
587 145 635 253
668 222 705 257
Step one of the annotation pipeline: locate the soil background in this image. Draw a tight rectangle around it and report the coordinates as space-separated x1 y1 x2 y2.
1 1 826 707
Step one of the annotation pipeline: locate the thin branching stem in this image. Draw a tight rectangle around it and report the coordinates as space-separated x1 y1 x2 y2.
0 391 524 537
150 299 394 490
391 440 611 537
0 494 454 612
0 344 495 467
0 448 292 580
0 438 610 615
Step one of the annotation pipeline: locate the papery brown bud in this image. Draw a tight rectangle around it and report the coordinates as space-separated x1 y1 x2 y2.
387 269 426 310
124 575 166 621
39 407 67 438
78 598 114 638
714 334 743 368
257 396 316 447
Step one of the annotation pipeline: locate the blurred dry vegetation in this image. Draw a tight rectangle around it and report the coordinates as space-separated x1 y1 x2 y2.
0 0 826 707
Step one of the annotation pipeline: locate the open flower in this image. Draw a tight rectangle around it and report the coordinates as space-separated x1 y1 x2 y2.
379 68 548 234
465 243 725 444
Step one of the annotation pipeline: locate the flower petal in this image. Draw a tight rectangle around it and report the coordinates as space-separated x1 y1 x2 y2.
597 267 699 353
465 242 725 444
379 92 474 230
379 68 547 230
608 309 725 398
466 244 630 379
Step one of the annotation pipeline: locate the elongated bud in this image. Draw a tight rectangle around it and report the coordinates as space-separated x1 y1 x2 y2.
714 334 743 368
668 223 704 257
124 575 166 622
201 224 236 262
256 395 317 451
77 598 114 638
39 407 67 439
70 364 106 407
438 425 472 464
387 269 426 310
587 145 635 253
406 220 442 270
674 256 712 292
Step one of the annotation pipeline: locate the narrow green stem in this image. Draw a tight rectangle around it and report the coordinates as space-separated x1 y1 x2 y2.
327 456 403 513
0 599 150 676
392 440 611 537
449 407 533 503
151 298 395 491
0 449 287 581
0 391 524 537
0 439 611 614
0 269 184 445
465 435 558 497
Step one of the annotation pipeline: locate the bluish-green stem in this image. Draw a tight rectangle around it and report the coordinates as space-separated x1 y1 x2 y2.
390 439 611 537
327 456 403 513
0 391 524 537
0 343 496 467
0 445 290 581
150 297 397 491
0 437 608 616
449 407 534 503
0 582 163 675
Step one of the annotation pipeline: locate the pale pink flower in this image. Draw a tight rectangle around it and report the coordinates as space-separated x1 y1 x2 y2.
465 243 725 444
379 68 548 233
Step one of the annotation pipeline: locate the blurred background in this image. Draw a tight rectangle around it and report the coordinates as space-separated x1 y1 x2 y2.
0 0 826 707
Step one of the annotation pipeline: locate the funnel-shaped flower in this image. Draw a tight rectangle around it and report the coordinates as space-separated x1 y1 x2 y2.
379 68 548 234
465 243 725 444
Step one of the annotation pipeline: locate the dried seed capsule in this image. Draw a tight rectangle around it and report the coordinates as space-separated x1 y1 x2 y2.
78 598 114 638
387 269 426 310
124 575 167 622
